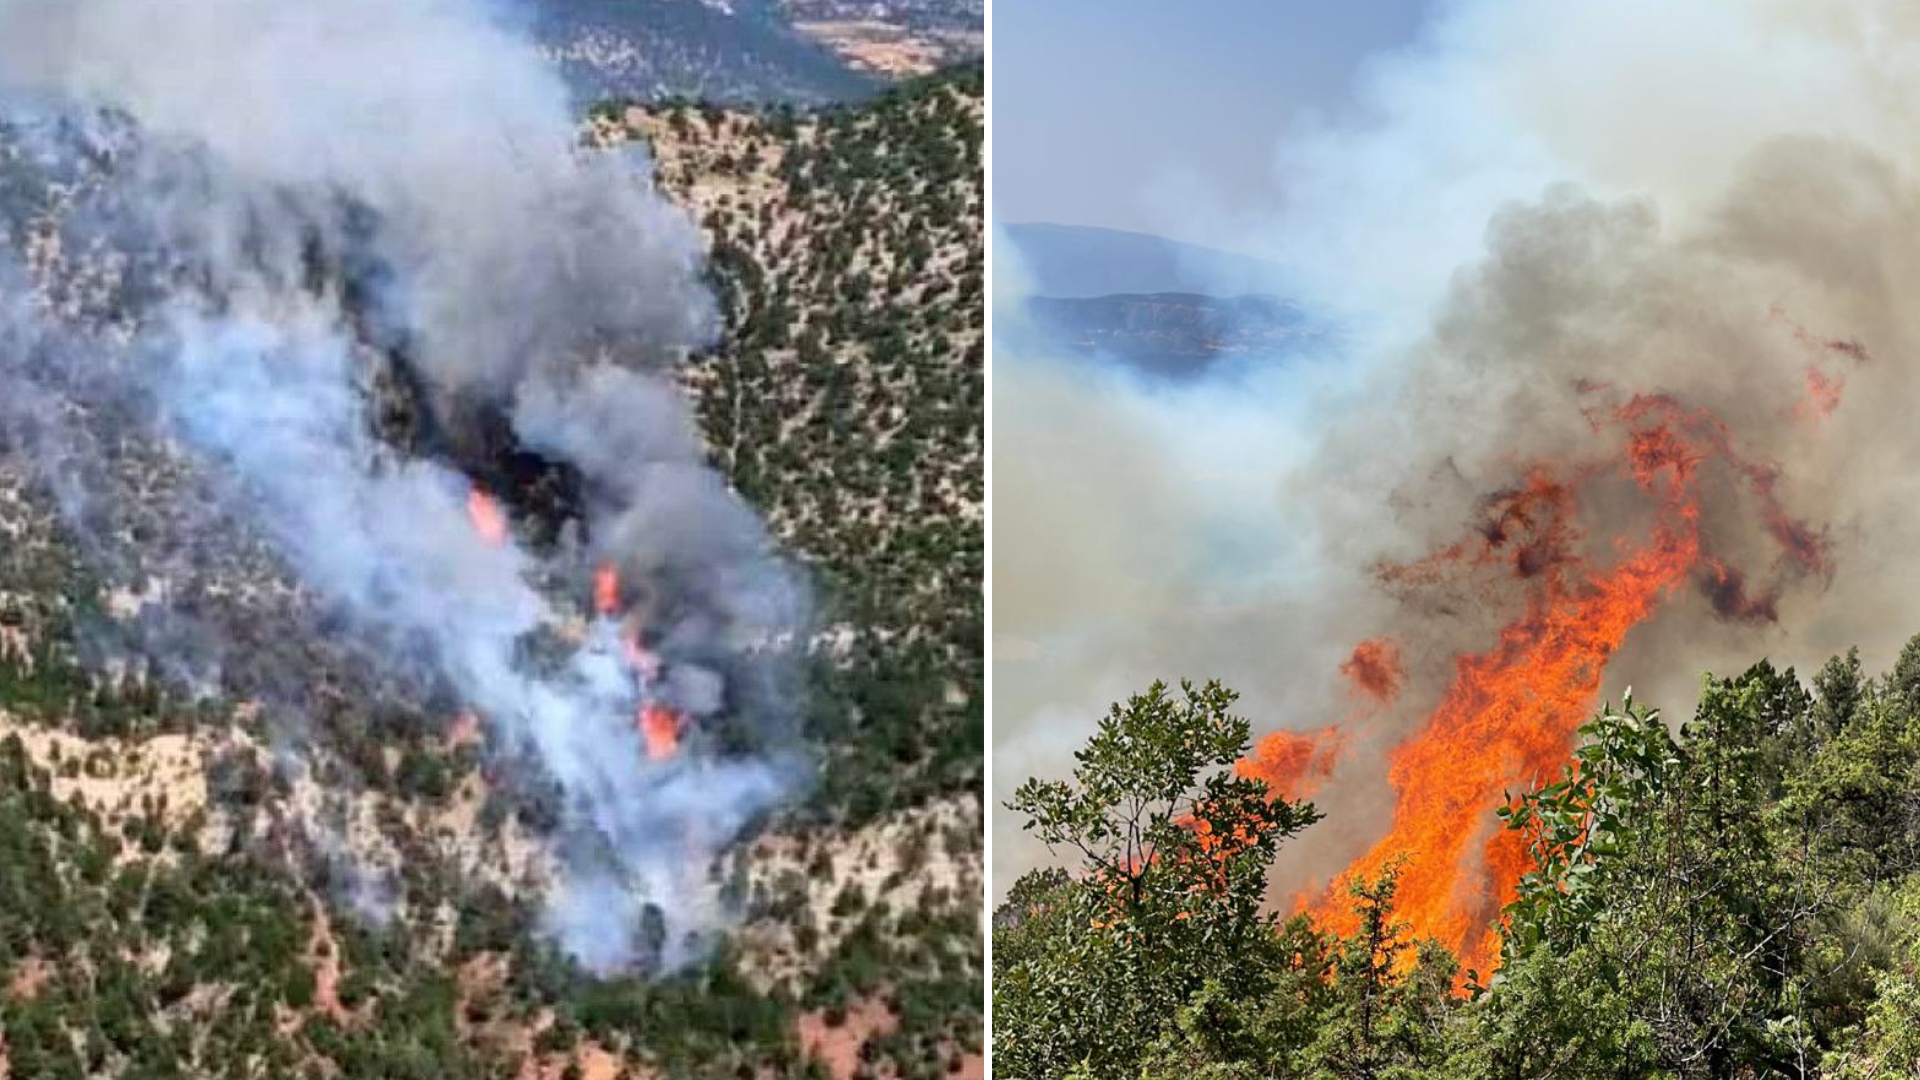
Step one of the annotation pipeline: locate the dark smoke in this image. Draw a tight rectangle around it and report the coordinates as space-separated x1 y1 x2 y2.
995 2 1920 900
0 0 808 971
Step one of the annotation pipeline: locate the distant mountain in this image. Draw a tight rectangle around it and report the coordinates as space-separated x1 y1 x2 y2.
1000 222 1289 299
1024 292 1319 378
788 0 984 27
528 0 878 105
781 0 983 77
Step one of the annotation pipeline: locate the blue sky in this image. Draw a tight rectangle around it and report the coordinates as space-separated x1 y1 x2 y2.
994 0 1433 247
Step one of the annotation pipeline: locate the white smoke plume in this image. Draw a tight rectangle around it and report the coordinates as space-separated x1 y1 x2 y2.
0 0 807 971
995 0 1920 904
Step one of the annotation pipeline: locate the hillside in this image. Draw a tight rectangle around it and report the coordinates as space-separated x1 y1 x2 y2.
998 222 1288 299
598 66 984 826
527 0 982 104
1021 292 1321 378
0 65 983 1080
531 0 878 105
779 0 983 78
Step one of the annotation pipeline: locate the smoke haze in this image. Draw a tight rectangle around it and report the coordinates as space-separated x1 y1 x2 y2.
994 0 1920 920
0 0 806 971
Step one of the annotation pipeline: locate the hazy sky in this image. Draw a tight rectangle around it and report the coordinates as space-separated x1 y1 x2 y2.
994 0 1433 246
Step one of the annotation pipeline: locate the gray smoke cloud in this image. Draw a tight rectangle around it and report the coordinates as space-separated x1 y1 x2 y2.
0 0 807 971
995 0 1920 905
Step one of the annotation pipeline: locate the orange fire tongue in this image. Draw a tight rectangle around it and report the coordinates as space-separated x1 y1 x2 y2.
1239 726 1345 802
1309 509 1699 974
594 563 620 617
461 492 685 765
639 702 683 761
1272 391 1827 979
467 488 509 546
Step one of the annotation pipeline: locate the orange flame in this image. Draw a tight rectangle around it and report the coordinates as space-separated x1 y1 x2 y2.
1797 366 1844 423
1276 389 1827 979
639 702 683 761
594 563 620 617
1341 639 1404 702
1239 726 1345 802
1311 515 1697 974
466 488 509 546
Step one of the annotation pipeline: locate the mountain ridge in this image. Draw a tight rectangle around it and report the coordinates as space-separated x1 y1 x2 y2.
999 221 1288 299
1020 290 1317 378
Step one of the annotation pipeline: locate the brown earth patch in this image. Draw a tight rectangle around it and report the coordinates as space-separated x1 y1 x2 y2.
796 996 900 1080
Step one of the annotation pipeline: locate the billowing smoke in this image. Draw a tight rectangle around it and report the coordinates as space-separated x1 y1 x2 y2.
995 0 1920 962
0 0 806 972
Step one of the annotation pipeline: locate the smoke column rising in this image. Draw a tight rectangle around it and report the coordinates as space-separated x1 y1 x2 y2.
0 0 806 971
994 0 1920 959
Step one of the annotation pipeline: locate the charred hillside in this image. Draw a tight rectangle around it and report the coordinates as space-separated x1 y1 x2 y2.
0 55 979 1080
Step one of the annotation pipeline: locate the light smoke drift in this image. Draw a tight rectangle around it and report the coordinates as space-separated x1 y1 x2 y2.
0 0 806 972
995 0 1920 970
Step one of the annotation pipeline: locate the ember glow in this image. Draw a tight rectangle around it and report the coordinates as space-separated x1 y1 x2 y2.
1798 367 1844 424
594 562 621 617
589 563 683 763
0 0 813 976
1340 639 1404 703
639 702 684 761
1267 387 1830 977
1772 307 1869 426
466 488 509 547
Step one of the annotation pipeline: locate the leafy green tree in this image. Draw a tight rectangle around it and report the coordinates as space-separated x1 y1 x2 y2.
1813 647 1867 741
1295 865 1454 1080
1782 690 1920 885
1484 678 1827 1076
1890 632 1920 718
1820 879 1920 1078
995 680 1321 1079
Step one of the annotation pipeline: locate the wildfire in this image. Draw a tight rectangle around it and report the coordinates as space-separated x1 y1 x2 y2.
1798 366 1844 423
1267 386 1829 978
466 488 509 546
1770 306 1869 425
597 562 682 762
1340 639 1404 702
639 701 683 761
594 562 620 616
459 503 687 765
1238 726 1345 802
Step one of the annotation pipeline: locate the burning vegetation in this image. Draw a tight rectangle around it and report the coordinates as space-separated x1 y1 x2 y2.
0 0 833 976
463 488 690 766
0 56 986 1080
998 644 1920 1078
993 4 1920 1073
1282 383 1833 975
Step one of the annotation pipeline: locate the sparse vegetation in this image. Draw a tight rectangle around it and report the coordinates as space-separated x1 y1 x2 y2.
606 65 984 825
0 61 982 1080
